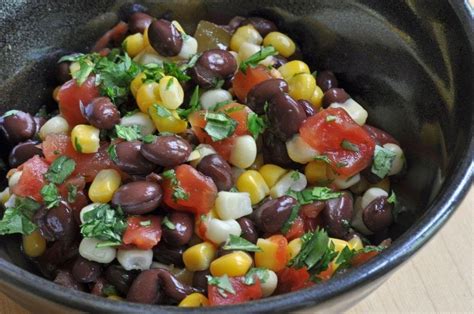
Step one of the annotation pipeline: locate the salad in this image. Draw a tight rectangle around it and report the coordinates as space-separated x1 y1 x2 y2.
0 3 405 307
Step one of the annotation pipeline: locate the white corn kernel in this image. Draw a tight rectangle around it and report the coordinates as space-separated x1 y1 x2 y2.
361 187 388 209
351 197 373 235
205 218 241 245
189 144 216 167
133 46 168 65
178 36 198 59
39 116 70 140
330 98 368 125
215 191 252 220
238 42 261 61
8 170 22 189
333 173 361 190
79 238 116 264
79 203 102 224
229 51 241 67
120 112 156 136
200 89 233 110
261 269 278 297
270 171 307 198
229 135 257 169
117 249 153 271
286 134 319 164
383 143 405 175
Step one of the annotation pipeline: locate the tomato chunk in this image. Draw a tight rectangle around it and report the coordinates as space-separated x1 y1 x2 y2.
350 250 379 267
299 108 375 177
283 216 305 241
232 66 272 102
57 76 99 126
123 216 162 250
275 267 314 294
163 164 217 215
208 276 262 306
216 103 252 136
11 155 49 201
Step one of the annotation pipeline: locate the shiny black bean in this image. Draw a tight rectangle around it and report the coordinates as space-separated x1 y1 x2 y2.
237 217 258 244
242 17 277 37
222 16 246 34
118 3 148 22
72 256 101 283
362 196 393 232
267 93 306 141
36 240 79 279
178 129 199 146
196 154 233 191
127 268 197 304
34 202 77 242
262 130 294 167
272 55 288 68
83 97 120 130
8 140 42 168
148 19 183 57
56 61 72 84
252 196 297 234
53 270 85 291
33 116 46 137
192 270 210 294
322 191 353 238
322 88 350 107
112 181 162 214
105 265 138 295
152 244 185 268
162 212 194 247
246 79 288 114
113 140 156 175
141 135 191 167
216 245 236 258
316 70 338 92
297 99 316 117
128 12 153 34
0 111 36 144
190 49 237 88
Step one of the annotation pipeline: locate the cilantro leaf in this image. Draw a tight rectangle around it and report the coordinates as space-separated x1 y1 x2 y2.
207 274 236 297
142 134 157 144
139 220 152 227
290 171 301 181
287 187 342 205
152 104 173 118
240 46 278 73
67 184 78 203
162 169 189 202
247 112 266 139
341 139 359 152
115 124 142 141
107 144 118 162
162 216 176 230
204 112 237 141
80 204 127 246
326 115 337 122
371 145 396 179
44 156 76 184
243 268 269 285
387 191 397 204
177 86 201 119
0 197 40 235
40 183 61 209
222 234 262 252
314 155 331 164
280 204 301 234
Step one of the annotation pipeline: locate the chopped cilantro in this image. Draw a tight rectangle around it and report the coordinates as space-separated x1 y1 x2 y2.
107 144 118 162
177 86 201 119
162 169 189 202
67 184 78 203
165 77 174 90
287 187 342 205
44 156 76 184
280 204 301 234
341 139 359 152
207 274 236 297
153 104 173 118
80 204 127 246
290 171 301 181
0 197 40 235
204 112 237 141
115 124 142 141
40 183 61 209
314 155 331 164
142 134 157 144
326 115 337 122
371 145 396 179
162 216 176 230
387 191 397 204
139 220 152 227
210 100 233 111
74 137 83 153
247 112 266 139
240 46 278 73
243 268 269 285
222 234 262 252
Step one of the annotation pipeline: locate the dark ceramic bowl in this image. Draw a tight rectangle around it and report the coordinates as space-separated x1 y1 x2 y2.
0 0 472 312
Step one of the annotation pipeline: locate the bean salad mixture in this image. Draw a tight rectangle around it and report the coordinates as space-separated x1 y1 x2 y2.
0 3 406 307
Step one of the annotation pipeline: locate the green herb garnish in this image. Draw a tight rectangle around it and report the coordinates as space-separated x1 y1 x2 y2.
80 204 127 246
177 86 201 119
280 204 301 234
67 184 78 203
247 112 266 139
287 187 342 205
162 169 189 202
243 268 269 285
204 112 237 141
341 139 359 152
40 183 61 209
371 145 396 179
115 124 142 141
162 216 176 230
222 234 262 252
240 46 278 73
207 274 236 297
44 156 76 185
0 197 40 235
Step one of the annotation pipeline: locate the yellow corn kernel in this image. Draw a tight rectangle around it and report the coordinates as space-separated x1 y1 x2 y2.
310 85 324 109
88 169 121 203
330 238 350 253
179 293 209 307
255 237 288 272
130 72 146 97
305 160 329 185
263 32 296 58
22 230 46 257
158 76 184 110
148 104 187 134
230 25 262 52
136 82 161 113
123 33 145 58
371 177 391 193
259 164 287 188
236 170 269 205
277 60 310 81
183 242 216 272
70 124 100 154
287 238 302 260
210 251 253 277
143 26 151 47
348 235 364 251
288 73 316 101
107 295 123 301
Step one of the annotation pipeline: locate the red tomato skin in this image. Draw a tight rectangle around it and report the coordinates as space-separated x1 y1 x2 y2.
299 108 376 177
57 76 99 126
275 267 314 294
284 216 305 241
11 155 49 201
208 276 263 306
350 250 379 267
232 66 272 102
123 216 162 250
163 164 217 215
315 263 335 282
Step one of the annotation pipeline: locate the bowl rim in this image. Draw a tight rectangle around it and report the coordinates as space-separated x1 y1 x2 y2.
0 1 473 312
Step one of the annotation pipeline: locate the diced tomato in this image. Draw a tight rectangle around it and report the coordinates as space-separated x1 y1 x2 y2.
123 216 162 250
284 216 305 241
299 108 376 177
350 250 379 267
216 103 252 136
315 263 335 282
208 276 262 306
163 164 217 215
275 267 314 294
42 134 117 182
92 21 129 52
57 175 86 198
11 155 49 201
57 76 99 126
300 202 325 232
232 66 272 102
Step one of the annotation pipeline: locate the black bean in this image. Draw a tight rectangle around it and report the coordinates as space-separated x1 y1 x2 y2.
322 88 350 107
272 55 288 68
36 240 79 279
0 111 36 144
242 17 277 37
190 49 237 88
33 116 46 137
162 212 194 248
297 99 316 117
178 129 199 147
246 79 288 114
363 125 399 146
262 130 294 167
152 244 185 268
196 154 233 191
322 191 353 239
34 202 77 243
72 256 101 283
118 3 148 22
216 245 236 258
8 140 42 168
316 70 338 92
267 93 306 141
112 181 162 215
192 270 210 294
113 140 156 175
56 61 72 84
83 97 120 130
148 19 183 57
105 265 138 295
141 135 191 167
222 16 246 34
362 196 393 232
53 270 85 291
252 196 297 234
237 217 258 244
128 12 153 34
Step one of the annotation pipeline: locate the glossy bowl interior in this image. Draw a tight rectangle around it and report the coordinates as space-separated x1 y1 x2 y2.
0 0 472 312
